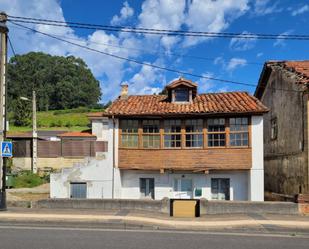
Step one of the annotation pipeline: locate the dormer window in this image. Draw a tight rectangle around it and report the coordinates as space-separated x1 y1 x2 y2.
165 78 198 103
174 88 189 102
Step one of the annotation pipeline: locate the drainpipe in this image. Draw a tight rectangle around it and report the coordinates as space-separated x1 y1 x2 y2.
112 115 115 199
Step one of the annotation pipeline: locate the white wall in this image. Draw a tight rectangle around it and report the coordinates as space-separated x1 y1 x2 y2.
51 117 118 199
120 170 248 200
250 115 264 201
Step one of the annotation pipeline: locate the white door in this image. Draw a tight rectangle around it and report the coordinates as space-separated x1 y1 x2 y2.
173 178 193 199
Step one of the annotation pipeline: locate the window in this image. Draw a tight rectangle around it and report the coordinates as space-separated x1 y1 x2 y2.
211 178 230 200
174 179 193 192
185 119 203 147
142 120 160 148
70 182 87 198
174 88 189 102
120 120 138 148
140 178 154 199
208 118 226 147
271 117 277 140
229 117 249 146
164 120 181 148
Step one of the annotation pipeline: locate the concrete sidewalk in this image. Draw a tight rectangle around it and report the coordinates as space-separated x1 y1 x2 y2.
0 208 309 232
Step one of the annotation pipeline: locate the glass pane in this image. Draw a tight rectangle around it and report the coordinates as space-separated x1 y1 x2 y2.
230 117 248 132
208 134 226 147
164 120 181 133
143 135 160 148
121 134 138 148
230 132 249 147
185 119 203 132
181 179 192 192
186 134 203 147
175 88 189 102
142 120 159 133
120 119 138 133
208 118 225 132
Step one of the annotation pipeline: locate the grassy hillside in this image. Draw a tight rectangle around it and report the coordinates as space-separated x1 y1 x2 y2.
9 107 102 132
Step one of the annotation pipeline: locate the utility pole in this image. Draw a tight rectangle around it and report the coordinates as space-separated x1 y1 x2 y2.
0 12 8 211
32 91 37 173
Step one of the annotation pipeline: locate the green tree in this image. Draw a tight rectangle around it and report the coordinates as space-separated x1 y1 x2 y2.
12 99 31 126
7 52 101 117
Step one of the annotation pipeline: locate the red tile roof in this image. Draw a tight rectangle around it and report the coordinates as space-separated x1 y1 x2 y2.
255 60 309 99
58 132 95 137
104 91 268 116
283 61 309 83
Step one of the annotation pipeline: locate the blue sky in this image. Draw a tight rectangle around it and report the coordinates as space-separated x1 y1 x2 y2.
1 0 309 102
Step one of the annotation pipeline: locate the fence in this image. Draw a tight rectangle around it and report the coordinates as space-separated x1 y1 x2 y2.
13 140 108 158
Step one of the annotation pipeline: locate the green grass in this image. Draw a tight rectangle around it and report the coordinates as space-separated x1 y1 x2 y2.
9 107 102 132
13 171 47 188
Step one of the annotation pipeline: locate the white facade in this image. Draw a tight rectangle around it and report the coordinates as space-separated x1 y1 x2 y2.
50 115 264 201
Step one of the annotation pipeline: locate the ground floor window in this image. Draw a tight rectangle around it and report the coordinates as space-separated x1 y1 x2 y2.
140 178 155 199
174 178 193 198
211 178 230 200
70 182 87 198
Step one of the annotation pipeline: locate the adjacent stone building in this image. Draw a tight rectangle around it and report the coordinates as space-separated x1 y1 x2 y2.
255 60 309 195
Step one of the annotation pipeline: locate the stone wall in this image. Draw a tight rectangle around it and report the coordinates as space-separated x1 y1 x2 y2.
13 157 86 171
260 66 309 195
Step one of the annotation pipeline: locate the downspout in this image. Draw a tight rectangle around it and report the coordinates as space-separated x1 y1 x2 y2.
112 115 115 199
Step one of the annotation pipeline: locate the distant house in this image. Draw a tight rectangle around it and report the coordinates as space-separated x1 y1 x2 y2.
8 130 106 172
51 78 268 201
255 60 309 196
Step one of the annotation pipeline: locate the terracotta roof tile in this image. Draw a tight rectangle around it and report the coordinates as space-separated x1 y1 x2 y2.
58 132 95 137
104 91 268 116
283 61 309 83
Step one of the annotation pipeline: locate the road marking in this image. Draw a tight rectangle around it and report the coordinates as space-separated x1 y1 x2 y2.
0 225 308 239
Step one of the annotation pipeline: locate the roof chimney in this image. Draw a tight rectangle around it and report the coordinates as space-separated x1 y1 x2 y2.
120 83 128 99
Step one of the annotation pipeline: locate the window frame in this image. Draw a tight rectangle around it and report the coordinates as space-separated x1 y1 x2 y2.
142 119 160 149
174 88 190 102
119 119 139 148
163 119 182 149
207 118 226 148
118 117 251 150
271 117 278 141
185 119 203 148
229 117 249 147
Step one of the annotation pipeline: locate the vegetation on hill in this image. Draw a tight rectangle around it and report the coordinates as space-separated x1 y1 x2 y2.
8 52 102 126
9 107 103 132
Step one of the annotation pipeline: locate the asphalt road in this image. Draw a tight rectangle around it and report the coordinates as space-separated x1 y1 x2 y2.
0 225 308 249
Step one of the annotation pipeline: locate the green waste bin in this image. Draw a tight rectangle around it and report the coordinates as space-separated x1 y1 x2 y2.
6 174 14 189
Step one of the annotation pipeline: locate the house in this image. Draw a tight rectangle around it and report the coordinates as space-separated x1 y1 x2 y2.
50 78 268 201
9 130 106 172
255 60 309 196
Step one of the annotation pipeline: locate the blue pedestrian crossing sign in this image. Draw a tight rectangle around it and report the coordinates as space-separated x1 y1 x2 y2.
1 141 12 157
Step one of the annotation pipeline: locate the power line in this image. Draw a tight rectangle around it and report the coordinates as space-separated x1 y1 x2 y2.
8 21 303 94
8 23 264 66
8 35 17 57
8 21 257 88
7 15 309 40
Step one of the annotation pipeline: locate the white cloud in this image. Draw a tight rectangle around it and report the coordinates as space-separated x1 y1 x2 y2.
197 73 215 93
111 1 134 25
273 30 293 47
184 0 249 46
1 0 254 101
138 0 186 50
226 58 247 71
253 0 282 16
256 52 263 58
127 60 166 95
229 31 257 51
291 5 309 16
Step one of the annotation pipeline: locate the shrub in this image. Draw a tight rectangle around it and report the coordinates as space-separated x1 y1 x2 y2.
13 171 46 188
